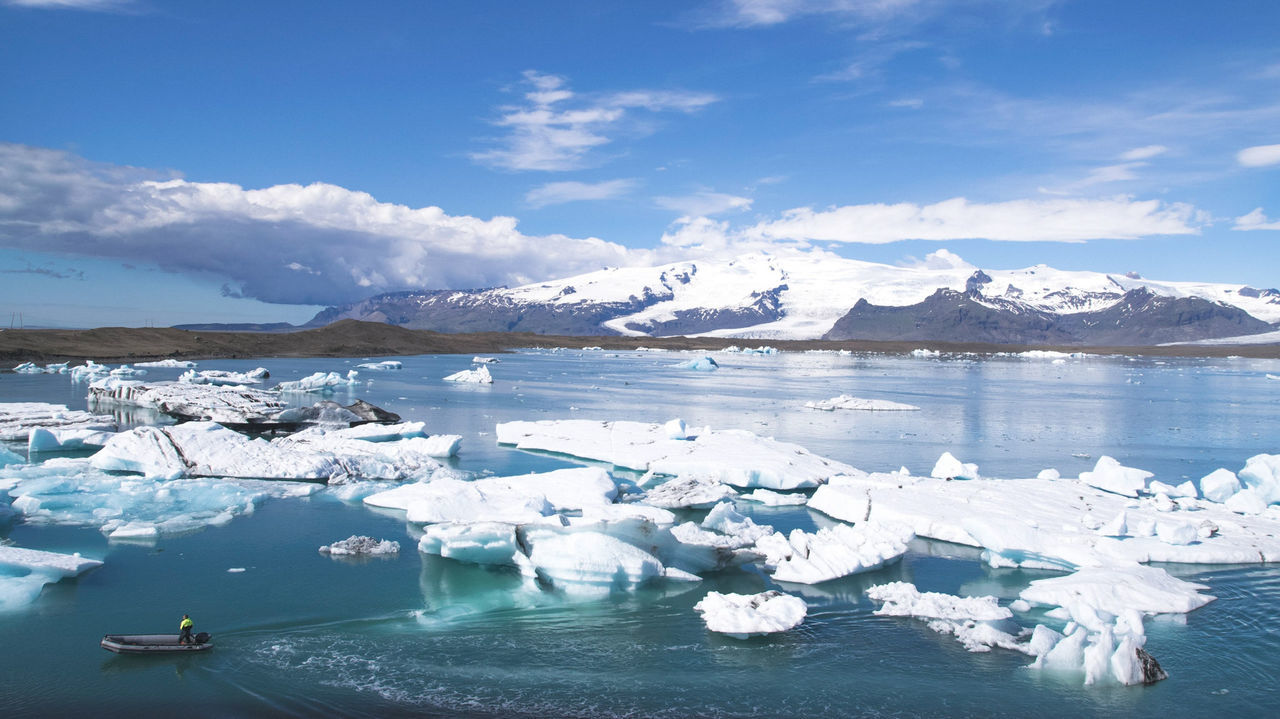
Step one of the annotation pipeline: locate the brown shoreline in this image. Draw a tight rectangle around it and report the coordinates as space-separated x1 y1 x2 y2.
1 319 1277 364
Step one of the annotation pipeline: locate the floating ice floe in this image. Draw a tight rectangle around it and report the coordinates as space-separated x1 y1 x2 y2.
275 370 360 393
808 468 1280 568
12 362 69 374
694 590 807 638
0 545 103 611
1 457 320 540
88 377 286 424
910 349 941 358
930 452 980 480
89 421 451 481
366 467 617 521
27 427 116 454
496 419 856 490
356 360 403 371
640 475 739 509
319 535 400 556
108 365 147 377
471 357 499 364
0 402 117 442
443 366 493 384
673 356 719 371
757 521 913 584
741 488 809 505
179 367 269 385
134 359 198 368
1079 456 1153 497
805 395 920 412
69 361 112 381
720 346 778 355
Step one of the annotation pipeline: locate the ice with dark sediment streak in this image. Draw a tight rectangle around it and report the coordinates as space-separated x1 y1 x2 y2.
275 370 361 393
88 377 286 424
318 535 400 556
179 367 269 385
356 360 402 370
496 418 855 490
89 421 452 481
0 402 117 442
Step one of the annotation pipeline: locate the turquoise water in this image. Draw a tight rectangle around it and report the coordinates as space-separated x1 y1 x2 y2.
2 349 1279 717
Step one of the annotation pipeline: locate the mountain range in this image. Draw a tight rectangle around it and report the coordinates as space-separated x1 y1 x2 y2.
295 253 1280 346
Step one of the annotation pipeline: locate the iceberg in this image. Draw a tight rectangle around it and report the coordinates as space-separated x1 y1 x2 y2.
2 457 320 540
443 366 493 384
89 421 448 481
1238 453 1280 505
809 471 1280 567
365 468 616 519
179 367 269 385
0 445 23 467
673 356 719 371
69 361 111 381
741 488 809 505
641 475 739 509
0 545 103 611
88 377 286 425
1199 468 1240 503
356 360 403 370
319 535 401 556
931 452 980 480
1079 456 1153 497
12 362 69 374
805 395 920 411
275 370 360 393
496 419 856 490
27 427 116 454
758 521 913 584
866 582 1026 654
471 357 499 364
134 359 198 368
0 402 117 442
694 590 807 638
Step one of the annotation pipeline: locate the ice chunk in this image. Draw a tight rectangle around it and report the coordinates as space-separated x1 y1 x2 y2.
910 348 941 358
134 359 198 368
180 367 270 385
69 361 111 381
87 377 286 425
741 488 809 506
1238 453 1280 505
319 535 400 556
1079 456 1152 498
275 370 360 393
1037 468 1061 480
664 418 687 440
673 356 719 371
866 581 1025 653
701 502 775 545
1199 468 1241 503
366 468 615 522
0 545 103 611
762 521 913 584
356 360 403 370
694 590 807 638
1019 565 1214 616
641 475 738 509
496 419 856 490
1148 479 1198 499
471 356 499 363
1225 488 1268 515
931 452 980 480
27 427 116 454
443 366 493 383
108 365 147 377
418 522 523 565
0 402 117 441
0 444 23 467
521 531 680 592
805 395 920 411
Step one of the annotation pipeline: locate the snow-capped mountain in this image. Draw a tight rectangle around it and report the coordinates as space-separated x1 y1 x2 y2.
306 252 1280 345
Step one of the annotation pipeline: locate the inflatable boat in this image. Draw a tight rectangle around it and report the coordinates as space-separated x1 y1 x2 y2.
100 632 213 654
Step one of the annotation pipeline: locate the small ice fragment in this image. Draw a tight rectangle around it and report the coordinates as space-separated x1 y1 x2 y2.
931 452 980 480
443 366 493 384
693 590 807 638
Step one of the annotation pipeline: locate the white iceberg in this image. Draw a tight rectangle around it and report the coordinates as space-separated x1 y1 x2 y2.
319 535 400 556
1199 468 1241 503
27 427 116 454
1238 454 1280 505
12 362 69 374
0 545 103 611
87 377 286 425
931 452 980 480
741 488 809 505
179 367 269 385
673 356 719 371
0 402 117 441
805 395 920 411
275 370 360 393
496 419 856 491
694 590 807 638
758 521 913 584
134 359 198 368
641 475 739 509
443 366 493 384
1079 456 1152 498
471 357 499 364
866 581 1026 654
356 360 403 370
365 468 616 521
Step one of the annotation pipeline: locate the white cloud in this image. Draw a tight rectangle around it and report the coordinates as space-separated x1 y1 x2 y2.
470 71 717 172
698 196 1202 247
899 248 973 270
4 0 131 9
654 190 752 217
702 0 923 28
1234 208 1280 231
0 143 650 305
1237 143 1280 168
887 98 924 109
1119 145 1167 161
524 179 637 208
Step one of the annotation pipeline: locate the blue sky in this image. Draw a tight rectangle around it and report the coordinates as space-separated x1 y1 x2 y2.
0 0 1277 327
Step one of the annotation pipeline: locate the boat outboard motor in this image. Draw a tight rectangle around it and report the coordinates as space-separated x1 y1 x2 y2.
194 632 211 644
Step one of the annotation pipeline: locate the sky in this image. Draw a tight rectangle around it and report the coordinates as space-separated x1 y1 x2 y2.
0 0 1277 328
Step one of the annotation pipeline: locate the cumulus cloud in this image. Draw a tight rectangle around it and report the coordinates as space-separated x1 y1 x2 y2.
654 190 752 217
0 143 648 305
470 71 717 172
1237 143 1280 168
661 196 1202 250
524 179 637 208
1233 208 1280 231
898 248 973 270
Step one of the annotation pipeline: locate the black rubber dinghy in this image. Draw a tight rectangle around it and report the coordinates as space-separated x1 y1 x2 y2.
100 633 213 654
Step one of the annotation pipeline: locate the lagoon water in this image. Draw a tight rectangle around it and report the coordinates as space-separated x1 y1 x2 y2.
2 349 1279 717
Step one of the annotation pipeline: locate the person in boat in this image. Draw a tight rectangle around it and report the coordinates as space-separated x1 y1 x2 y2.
178 614 194 645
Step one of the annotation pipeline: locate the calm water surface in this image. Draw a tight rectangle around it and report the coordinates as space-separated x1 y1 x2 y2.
2 349 1278 717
